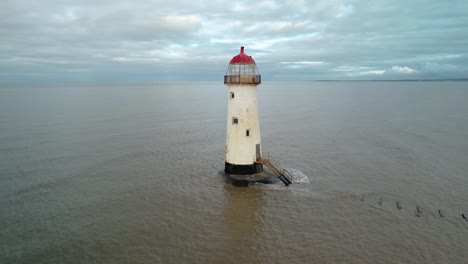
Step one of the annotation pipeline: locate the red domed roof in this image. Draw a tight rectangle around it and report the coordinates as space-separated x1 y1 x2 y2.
229 46 256 64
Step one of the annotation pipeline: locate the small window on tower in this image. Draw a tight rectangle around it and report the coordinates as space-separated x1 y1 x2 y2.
246 129 250 137
230 92 235 99
232 117 238 124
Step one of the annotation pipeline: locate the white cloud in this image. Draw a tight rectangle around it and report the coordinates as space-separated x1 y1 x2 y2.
52 7 79 23
281 61 324 65
233 3 249 12
336 4 355 18
347 70 386 77
161 15 202 32
281 61 325 69
389 66 416 74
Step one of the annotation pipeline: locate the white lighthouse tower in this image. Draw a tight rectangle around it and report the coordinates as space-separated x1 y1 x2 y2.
224 47 263 175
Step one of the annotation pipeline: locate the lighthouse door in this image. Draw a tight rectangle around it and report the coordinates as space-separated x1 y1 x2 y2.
256 144 261 160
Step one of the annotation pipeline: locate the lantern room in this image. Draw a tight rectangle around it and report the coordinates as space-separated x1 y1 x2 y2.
224 47 261 85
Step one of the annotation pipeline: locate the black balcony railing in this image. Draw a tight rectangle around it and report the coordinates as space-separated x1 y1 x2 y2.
224 75 261 85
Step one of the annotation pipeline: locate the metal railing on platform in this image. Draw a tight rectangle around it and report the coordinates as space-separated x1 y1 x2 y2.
224 75 261 85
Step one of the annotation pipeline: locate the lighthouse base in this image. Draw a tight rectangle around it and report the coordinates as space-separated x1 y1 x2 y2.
225 162 263 175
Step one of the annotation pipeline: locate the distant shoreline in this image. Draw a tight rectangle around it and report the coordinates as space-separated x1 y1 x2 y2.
313 79 468 82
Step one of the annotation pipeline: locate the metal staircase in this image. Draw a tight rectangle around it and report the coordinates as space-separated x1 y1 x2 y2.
255 159 292 186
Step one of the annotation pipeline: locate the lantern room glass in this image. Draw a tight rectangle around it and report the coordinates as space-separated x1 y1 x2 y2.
228 63 258 75
224 63 261 85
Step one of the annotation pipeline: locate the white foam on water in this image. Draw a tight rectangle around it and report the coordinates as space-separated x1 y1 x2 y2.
252 182 288 190
283 168 310 184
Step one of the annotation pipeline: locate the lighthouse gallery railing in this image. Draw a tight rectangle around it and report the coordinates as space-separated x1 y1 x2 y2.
224 75 261 85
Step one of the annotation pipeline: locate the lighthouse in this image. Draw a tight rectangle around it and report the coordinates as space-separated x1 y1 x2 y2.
224 47 263 175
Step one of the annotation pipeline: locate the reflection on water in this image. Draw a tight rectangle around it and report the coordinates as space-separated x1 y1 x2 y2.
223 184 264 263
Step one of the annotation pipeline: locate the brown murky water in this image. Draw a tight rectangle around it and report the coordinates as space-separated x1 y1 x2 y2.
1 81 468 263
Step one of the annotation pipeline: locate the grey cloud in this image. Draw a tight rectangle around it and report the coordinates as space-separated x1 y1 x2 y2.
1 0 467 82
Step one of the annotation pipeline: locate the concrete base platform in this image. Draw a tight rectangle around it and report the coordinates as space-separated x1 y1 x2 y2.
223 170 278 186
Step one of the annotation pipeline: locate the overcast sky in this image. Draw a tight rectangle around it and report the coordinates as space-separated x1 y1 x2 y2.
1 0 467 83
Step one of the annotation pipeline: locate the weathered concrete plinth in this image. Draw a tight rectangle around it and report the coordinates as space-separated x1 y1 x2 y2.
223 170 277 187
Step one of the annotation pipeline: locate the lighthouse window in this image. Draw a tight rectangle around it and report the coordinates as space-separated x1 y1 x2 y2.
230 92 235 99
246 129 250 137
232 117 238 124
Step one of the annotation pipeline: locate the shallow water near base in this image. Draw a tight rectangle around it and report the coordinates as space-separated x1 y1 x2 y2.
1 81 468 263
